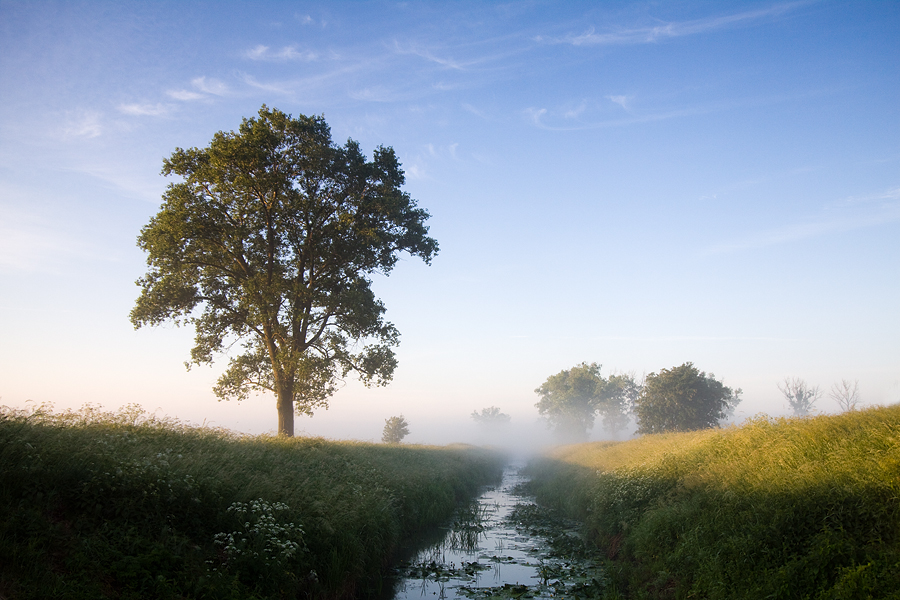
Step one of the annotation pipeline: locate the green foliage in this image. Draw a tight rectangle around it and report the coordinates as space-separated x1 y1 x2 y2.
535 363 636 441
470 406 511 426
381 415 409 443
526 405 900 600
131 106 438 436
0 403 503 599
634 362 740 433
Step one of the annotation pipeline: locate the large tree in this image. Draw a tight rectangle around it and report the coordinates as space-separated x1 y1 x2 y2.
131 106 438 436
535 363 635 441
634 363 741 434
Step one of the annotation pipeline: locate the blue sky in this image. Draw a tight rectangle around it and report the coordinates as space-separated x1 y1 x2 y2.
1 1 898 443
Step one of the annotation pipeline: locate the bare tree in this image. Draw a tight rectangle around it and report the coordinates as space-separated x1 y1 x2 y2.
830 379 861 412
778 378 821 417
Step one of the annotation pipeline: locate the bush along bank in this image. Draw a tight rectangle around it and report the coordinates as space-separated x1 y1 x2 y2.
526 405 900 600
0 404 505 599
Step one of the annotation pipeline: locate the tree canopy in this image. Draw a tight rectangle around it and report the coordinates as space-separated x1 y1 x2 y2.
634 363 740 434
471 406 511 426
131 106 438 436
382 415 410 444
534 362 635 441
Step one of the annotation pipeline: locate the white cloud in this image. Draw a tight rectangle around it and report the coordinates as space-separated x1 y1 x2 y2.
244 45 318 61
62 110 102 139
166 89 205 101
405 163 425 180
606 95 631 111
704 187 900 254
278 46 318 61
117 103 169 117
240 73 294 95
166 77 228 102
393 40 467 70
554 2 808 46
191 76 228 95
461 103 488 119
832 186 900 207
246 44 269 60
563 100 588 119
523 107 547 126
349 86 395 102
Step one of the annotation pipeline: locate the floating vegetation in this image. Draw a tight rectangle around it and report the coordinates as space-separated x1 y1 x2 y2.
390 465 607 599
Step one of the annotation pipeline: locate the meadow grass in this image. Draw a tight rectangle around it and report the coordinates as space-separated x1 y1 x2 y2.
526 405 900 599
0 403 505 599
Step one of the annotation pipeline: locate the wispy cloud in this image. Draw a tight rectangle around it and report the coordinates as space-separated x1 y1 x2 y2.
62 110 103 139
348 86 395 102
704 186 900 254
294 13 325 27
392 39 497 71
166 89 205 101
0 205 105 272
117 103 170 117
462 103 488 119
524 89 821 131
545 2 808 46
245 44 318 61
167 77 229 102
240 73 295 95
524 107 547 126
563 100 588 119
829 186 900 208
191 76 228 95
524 104 708 130
606 95 631 111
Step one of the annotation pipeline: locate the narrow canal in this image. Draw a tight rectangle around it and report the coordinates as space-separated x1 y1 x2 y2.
388 463 607 599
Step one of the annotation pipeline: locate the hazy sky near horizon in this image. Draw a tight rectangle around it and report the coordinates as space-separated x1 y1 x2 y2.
1 1 898 444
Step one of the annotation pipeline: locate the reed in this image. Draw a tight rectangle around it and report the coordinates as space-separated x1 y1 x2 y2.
0 403 505 599
526 405 900 599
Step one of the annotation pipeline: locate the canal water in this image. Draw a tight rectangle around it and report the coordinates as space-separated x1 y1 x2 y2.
387 462 606 599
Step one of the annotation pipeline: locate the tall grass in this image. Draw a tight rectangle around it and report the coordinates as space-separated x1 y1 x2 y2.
0 403 505 599
527 405 900 599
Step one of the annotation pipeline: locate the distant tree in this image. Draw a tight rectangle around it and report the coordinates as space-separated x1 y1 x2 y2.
634 363 741 434
471 406 511 426
535 362 606 441
778 378 821 417
382 415 410 443
602 372 641 434
130 106 438 437
829 379 860 412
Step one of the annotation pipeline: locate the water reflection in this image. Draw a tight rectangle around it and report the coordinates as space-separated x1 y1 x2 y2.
389 463 605 599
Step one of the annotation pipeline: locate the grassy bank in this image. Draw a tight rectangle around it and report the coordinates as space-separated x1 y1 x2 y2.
0 404 505 599
526 405 900 599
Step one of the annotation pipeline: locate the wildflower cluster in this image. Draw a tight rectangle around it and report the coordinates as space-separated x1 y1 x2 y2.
211 499 306 573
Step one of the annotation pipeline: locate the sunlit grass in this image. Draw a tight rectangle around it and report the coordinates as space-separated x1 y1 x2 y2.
527 405 900 599
0 403 505 599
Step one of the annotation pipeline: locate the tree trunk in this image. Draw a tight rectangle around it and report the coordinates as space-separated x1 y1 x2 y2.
276 383 294 437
